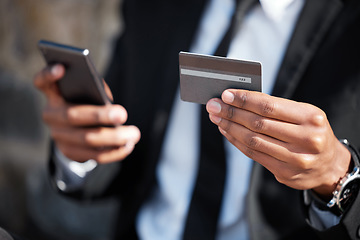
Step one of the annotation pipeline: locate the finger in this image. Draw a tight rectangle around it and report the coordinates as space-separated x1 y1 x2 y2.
43 104 128 127
218 125 287 171
57 142 137 164
217 126 312 189
51 125 141 148
207 98 304 143
208 95 331 150
221 89 316 124
103 80 114 102
34 64 64 89
210 115 295 161
213 115 327 172
34 64 64 95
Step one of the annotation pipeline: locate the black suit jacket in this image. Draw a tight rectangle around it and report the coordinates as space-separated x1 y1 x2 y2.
79 0 360 239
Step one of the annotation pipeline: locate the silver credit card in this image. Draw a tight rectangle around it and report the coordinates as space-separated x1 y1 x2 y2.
179 52 262 104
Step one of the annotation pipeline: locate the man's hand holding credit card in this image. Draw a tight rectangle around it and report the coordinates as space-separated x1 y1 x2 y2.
179 51 262 105
179 51 350 197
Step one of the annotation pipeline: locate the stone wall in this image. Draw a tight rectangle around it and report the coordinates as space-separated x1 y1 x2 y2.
0 0 122 239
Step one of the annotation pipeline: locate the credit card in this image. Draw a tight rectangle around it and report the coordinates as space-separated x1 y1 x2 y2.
179 52 262 104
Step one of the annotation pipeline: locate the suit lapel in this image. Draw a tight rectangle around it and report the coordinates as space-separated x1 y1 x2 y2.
271 0 344 98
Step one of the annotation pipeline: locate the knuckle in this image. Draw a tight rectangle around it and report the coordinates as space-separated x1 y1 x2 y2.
260 101 275 116
220 119 232 133
306 134 326 153
294 154 315 170
308 109 327 127
312 136 326 152
226 106 235 119
92 110 102 124
252 116 266 132
244 146 256 159
235 91 248 108
247 135 261 149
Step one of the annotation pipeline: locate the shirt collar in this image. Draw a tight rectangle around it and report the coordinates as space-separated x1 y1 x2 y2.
259 0 296 21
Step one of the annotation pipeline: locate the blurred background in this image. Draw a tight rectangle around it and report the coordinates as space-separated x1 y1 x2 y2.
0 0 123 239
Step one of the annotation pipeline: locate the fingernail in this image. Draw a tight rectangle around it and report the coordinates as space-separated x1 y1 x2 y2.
207 100 221 113
109 110 123 124
219 127 227 135
223 91 234 103
125 142 135 152
210 114 222 124
51 65 62 76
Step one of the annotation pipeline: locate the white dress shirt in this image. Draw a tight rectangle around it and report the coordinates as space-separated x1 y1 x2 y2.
137 0 306 239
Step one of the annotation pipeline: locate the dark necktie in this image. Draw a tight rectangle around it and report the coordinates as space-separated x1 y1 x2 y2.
182 0 258 239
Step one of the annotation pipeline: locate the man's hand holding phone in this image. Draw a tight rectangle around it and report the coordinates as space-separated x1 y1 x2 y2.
34 63 141 164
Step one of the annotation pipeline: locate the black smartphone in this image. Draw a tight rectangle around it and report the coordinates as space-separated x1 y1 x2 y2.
38 40 110 105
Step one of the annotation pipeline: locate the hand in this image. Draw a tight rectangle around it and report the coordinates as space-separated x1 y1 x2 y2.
206 89 351 199
34 64 141 164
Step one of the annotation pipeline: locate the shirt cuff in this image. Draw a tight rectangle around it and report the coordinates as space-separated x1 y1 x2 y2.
309 201 341 230
304 190 341 230
53 146 97 192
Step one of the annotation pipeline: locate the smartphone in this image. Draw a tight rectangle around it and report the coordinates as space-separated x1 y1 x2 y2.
38 40 110 105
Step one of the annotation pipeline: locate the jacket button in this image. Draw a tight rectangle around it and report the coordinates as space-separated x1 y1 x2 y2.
357 226 360 238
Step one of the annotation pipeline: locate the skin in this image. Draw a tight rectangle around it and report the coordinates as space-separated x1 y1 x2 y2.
34 64 351 199
34 64 141 164
206 89 351 198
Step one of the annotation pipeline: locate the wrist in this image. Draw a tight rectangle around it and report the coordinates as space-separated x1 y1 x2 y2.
313 139 352 199
306 139 360 216
326 139 360 214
